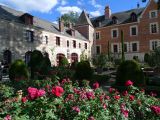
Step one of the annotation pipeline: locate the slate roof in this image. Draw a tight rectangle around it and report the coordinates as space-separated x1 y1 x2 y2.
91 8 145 28
0 5 88 41
76 10 93 27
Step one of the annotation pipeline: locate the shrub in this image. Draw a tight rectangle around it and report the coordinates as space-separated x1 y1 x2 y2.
74 60 93 81
144 53 150 63
59 57 69 67
116 60 145 86
9 59 29 81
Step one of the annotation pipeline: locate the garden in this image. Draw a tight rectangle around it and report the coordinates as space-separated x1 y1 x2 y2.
0 50 160 120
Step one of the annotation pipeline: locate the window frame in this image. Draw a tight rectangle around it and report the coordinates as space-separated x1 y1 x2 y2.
95 31 100 40
130 25 138 36
149 10 158 19
150 22 159 34
111 28 119 38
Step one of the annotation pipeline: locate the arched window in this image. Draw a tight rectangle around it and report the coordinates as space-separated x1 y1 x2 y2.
3 50 12 65
131 13 137 22
56 53 65 66
25 51 32 65
71 53 78 63
112 16 118 24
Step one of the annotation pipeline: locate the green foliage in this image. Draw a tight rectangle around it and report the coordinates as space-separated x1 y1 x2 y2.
92 54 108 68
9 59 29 81
75 60 93 80
133 56 140 62
116 60 145 86
144 53 150 63
114 59 122 66
29 50 51 79
60 11 79 27
59 57 69 67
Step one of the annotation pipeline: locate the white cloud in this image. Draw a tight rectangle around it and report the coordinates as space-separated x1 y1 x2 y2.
61 0 67 6
53 21 58 24
56 6 82 14
89 0 102 9
77 0 83 5
0 0 58 13
90 10 101 17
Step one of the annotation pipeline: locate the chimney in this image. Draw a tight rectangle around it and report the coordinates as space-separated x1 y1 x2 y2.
105 6 111 19
137 2 140 8
59 17 64 32
68 22 72 29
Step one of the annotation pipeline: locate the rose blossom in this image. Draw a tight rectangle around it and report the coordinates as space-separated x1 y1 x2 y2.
93 82 99 89
4 115 11 120
28 87 38 100
150 106 160 115
72 106 80 113
114 95 120 100
122 91 128 96
37 89 46 97
21 97 27 103
125 80 133 86
52 86 64 97
129 95 135 101
88 116 95 120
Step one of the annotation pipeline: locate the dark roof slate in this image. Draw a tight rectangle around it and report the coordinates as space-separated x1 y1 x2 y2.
91 8 145 28
76 10 93 27
0 5 88 41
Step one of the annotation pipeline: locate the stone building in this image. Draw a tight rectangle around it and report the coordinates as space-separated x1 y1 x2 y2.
0 5 94 66
91 0 160 61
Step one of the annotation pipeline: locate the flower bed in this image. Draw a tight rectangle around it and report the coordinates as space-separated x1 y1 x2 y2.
0 80 160 120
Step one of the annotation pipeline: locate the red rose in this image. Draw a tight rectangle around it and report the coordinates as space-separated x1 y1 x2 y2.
105 95 110 100
103 103 107 109
21 97 27 103
114 95 120 100
109 87 115 93
122 109 129 118
37 89 46 97
122 91 128 96
150 106 160 115
125 80 133 86
93 82 99 89
129 95 135 101
52 86 64 97
88 116 95 120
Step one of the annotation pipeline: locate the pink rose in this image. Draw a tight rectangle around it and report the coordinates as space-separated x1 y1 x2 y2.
150 106 160 115
28 87 38 100
37 89 46 97
93 82 99 89
4 115 11 120
72 106 80 113
125 80 133 86
114 95 120 100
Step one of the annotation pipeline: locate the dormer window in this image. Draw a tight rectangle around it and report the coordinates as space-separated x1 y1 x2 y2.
112 16 118 24
20 13 33 25
66 29 75 36
131 13 137 22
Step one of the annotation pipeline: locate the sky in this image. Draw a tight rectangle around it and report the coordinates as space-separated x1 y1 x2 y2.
0 0 148 23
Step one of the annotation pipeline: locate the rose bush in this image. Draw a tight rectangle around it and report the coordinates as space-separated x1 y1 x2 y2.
0 80 160 120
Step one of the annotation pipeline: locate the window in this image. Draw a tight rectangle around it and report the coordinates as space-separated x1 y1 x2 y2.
151 41 159 50
130 26 138 36
85 43 87 49
26 30 34 42
44 36 48 44
111 29 118 38
96 32 100 40
67 41 69 47
56 37 60 46
73 40 76 48
149 10 158 18
124 43 128 52
112 16 118 24
113 45 118 53
96 46 101 54
79 43 81 48
150 23 159 34
131 13 137 22
132 43 137 52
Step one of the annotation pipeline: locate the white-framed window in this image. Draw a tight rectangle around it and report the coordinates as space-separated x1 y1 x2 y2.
149 10 158 19
96 45 101 54
124 42 129 52
130 41 139 52
130 25 138 36
150 40 160 50
26 30 34 42
111 28 118 38
43 35 48 44
111 43 119 53
150 22 159 34
95 32 100 40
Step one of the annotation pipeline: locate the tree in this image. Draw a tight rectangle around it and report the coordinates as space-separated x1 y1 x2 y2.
121 30 125 62
60 12 79 27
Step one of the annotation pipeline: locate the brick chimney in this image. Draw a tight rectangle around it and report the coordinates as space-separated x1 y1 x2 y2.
59 18 64 32
105 6 111 19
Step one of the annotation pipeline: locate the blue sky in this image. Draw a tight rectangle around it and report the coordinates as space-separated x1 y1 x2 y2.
0 0 148 23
